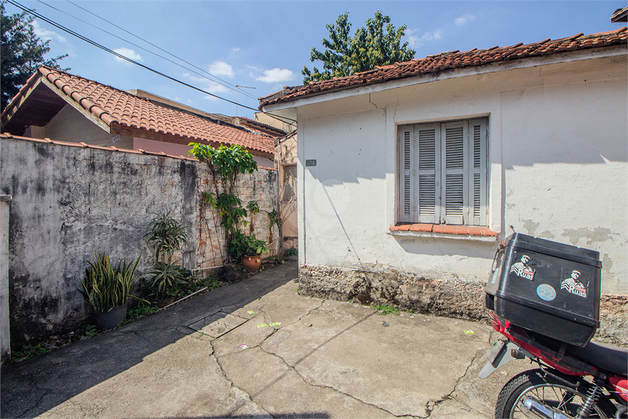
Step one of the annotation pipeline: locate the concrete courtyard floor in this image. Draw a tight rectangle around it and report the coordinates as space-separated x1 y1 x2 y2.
1 260 531 418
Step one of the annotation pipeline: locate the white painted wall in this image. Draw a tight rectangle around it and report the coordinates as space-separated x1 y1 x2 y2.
292 55 627 293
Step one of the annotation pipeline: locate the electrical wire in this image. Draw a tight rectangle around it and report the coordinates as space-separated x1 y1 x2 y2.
5 0 296 125
35 0 258 101
65 0 257 101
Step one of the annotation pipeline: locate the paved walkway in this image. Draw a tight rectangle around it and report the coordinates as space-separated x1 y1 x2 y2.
1 260 530 418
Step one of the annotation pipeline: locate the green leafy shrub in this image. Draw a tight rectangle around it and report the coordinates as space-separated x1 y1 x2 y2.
145 212 189 263
126 301 160 323
11 342 48 362
79 252 140 313
189 143 260 261
148 261 196 298
284 247 298 257
228 230 269 261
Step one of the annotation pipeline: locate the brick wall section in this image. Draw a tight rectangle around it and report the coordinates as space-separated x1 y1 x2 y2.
298 264 627 348
0 136 278 347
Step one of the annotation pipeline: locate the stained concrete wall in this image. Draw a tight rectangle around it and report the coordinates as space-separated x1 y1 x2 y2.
0 136 278 348
0 195 11 363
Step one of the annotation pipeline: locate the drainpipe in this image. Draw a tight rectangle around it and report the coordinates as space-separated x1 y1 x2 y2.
0 195 11 365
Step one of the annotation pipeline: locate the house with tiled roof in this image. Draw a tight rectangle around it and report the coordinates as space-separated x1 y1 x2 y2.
1 67 276 167
259 28 628 331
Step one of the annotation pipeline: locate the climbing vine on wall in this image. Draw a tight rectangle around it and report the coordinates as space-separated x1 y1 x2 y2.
189 143 263 261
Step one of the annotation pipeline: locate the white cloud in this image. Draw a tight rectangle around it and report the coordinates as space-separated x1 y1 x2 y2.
407 28 444 48
32 20 66 43
231 47 241 52
113 48 142 63
455 15 476 26
209 61 234 78
183 73 228 101
256 68 294 84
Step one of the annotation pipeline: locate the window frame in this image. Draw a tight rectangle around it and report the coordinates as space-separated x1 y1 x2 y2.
397 118 489 227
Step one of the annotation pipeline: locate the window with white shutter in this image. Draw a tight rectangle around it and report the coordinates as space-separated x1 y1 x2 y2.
397 118 488 226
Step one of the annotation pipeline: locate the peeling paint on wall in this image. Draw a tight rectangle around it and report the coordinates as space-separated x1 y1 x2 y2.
522 219 540 236
602 253 613 274
561 227 613 246
538 231 556 240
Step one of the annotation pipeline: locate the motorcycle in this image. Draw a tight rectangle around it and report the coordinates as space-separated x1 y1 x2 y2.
479 233 627 419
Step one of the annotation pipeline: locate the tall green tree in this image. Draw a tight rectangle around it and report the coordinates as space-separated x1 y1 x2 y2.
1 2 67 112
302 11 415 84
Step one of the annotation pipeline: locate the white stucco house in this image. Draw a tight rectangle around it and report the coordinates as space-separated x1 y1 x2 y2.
260 28 627 338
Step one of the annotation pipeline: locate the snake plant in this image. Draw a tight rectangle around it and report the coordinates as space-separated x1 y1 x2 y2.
79 252 140 313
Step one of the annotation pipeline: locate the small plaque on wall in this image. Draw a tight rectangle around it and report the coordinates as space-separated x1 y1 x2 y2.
306 159 317 167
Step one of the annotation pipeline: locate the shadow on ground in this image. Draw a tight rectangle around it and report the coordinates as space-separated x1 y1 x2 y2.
1 263 297 418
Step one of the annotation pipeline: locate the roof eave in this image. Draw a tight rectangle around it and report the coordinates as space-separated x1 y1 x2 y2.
261 45 627 111
38 74 113 135
1 70 44 130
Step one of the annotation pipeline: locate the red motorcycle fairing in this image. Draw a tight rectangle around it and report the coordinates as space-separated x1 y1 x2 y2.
609 375 628 402
488 312 596 377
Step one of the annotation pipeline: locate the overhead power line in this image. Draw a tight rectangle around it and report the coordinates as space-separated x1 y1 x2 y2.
65 0 257 101
5 0 296 125
34 0 257 101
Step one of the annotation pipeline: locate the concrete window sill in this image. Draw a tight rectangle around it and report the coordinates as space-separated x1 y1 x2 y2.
389 224 498 242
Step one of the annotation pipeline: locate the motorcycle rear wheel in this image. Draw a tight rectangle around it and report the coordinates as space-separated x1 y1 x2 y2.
495 369 616 419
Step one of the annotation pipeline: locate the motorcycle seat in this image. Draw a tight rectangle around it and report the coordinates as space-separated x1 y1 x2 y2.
568 341 628 376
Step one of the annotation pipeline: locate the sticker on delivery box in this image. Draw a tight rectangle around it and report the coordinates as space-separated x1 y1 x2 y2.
536 284 556 302
560 271 587 298
509 255 535 280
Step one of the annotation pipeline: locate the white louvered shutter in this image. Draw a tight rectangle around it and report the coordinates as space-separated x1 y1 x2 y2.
397 118 488 227
469 119 488 226
398 127 414 223
417 125 439 223
441 121 468 225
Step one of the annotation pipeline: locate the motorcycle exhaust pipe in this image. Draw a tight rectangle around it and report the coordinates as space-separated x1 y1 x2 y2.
522 397 571 419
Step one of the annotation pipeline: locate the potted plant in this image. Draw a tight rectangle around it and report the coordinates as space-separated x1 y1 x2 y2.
79 252 141 329
228 231 269 273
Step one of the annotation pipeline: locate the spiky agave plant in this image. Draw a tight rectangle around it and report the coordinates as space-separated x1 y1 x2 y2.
79 252 141 313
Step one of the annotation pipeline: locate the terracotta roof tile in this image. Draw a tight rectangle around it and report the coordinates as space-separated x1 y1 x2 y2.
260 28 627 107
36 67 275 155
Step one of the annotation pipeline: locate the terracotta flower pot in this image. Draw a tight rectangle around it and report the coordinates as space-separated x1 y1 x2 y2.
241 255 262 273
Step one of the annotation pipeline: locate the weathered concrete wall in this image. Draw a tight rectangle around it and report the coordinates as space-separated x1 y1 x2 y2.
298 265 627 347
0 136 278 348
0 195 11 363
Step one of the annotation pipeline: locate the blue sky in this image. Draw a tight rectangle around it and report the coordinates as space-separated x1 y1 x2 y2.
5 1 626 119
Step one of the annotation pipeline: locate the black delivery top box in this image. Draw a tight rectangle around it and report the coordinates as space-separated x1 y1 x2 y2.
485 233 601 347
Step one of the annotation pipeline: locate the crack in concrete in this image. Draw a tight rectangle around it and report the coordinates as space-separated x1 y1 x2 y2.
206 339 272 418
246 308 407 417
19 391 47 418
200 296 408 417
261 343 404 418
421 348 486 418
